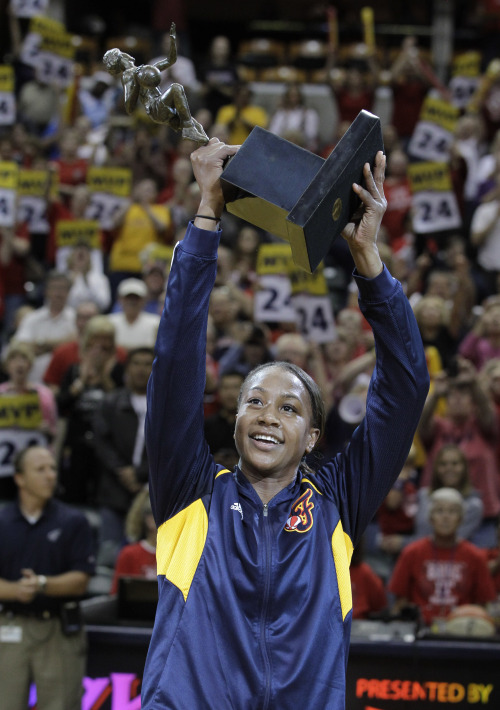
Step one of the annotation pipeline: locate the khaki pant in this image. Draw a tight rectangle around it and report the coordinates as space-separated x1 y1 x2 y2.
0 612 87 710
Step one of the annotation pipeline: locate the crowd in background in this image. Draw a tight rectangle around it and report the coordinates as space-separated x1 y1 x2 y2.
3 1 500 632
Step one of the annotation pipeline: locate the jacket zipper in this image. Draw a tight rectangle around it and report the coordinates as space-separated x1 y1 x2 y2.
260 502 272 709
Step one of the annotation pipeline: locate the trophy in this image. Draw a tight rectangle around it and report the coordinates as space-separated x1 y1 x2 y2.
103 29 383 274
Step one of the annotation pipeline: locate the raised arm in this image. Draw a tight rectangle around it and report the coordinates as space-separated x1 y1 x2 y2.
153 22 178 72
145 139 239 526
318 153 430 543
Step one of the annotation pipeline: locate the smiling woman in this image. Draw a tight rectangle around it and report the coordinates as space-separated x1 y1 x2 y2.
234 362 323 500
142 138 430 710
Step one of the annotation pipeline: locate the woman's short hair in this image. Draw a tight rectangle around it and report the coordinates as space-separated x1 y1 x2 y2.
81 316 116 351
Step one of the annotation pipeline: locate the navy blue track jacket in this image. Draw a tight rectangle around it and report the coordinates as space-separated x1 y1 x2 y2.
143 222 429 709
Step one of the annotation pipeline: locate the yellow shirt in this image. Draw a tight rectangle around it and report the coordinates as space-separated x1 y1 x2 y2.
214 104 269 144
110 203 171 273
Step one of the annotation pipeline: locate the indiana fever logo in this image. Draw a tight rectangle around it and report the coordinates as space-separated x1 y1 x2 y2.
284 489 315 533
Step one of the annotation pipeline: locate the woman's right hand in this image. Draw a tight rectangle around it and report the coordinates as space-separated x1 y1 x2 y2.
191 138 239 223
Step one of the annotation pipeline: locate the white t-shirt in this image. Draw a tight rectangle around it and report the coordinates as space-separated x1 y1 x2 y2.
15 306 76 383
268 106 320 150
15 305 76 344
107 312 160 350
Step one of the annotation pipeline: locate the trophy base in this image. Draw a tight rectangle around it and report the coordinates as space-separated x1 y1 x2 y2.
221 110 384 273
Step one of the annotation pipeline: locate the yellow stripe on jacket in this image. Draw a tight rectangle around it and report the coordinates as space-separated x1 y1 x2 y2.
156 470 230 601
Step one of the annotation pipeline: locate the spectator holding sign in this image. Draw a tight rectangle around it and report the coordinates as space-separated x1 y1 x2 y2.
0 341 57 500
46 183 104 271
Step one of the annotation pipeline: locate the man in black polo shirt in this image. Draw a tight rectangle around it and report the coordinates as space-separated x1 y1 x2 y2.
0 445 95 710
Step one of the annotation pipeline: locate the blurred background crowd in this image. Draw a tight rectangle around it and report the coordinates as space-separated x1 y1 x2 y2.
2 0 500 633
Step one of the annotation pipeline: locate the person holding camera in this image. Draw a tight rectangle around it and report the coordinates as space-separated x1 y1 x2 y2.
0 445 95 710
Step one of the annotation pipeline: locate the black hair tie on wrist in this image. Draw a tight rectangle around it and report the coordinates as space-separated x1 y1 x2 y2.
194 214 220 221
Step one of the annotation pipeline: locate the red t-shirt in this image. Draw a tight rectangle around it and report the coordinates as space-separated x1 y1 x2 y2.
389 537 496 625
335 88 374 125
350 562 387 619
111 541 157 594
43 340 128 387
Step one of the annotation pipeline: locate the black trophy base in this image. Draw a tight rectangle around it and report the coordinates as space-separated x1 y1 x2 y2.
221 110 384 273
